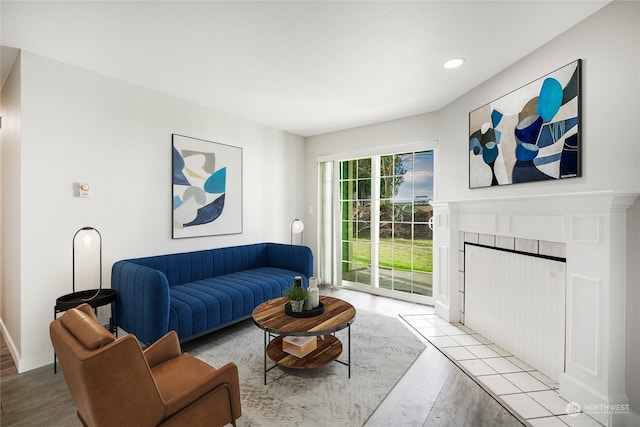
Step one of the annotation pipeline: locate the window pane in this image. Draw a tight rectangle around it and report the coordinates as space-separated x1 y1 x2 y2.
341 160 357 180
379 222 392 241
356 221 371 239
392 269 413 293
342 261 357 282
357 158 371 178
394 203 413 223
393 223 412 241
353 204 369 222
357 178 371 201
341 220 354 239
391 244 412 271
380 200 393 221
380 155 394 177
414 204 431 223
412 152 434 204
412 272 432 296
379 177 395 199
412 245 430 272
414 223 430 240
378 243 393 270
355 240 371 268
341 179 355 200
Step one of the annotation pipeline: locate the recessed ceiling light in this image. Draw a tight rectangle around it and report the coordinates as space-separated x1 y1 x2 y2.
444 58 465 69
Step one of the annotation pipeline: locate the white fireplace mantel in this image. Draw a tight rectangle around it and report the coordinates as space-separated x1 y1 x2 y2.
431 190 639 426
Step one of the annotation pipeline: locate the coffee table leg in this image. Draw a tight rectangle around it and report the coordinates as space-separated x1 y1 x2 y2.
263 329 268 385
348 324 351 378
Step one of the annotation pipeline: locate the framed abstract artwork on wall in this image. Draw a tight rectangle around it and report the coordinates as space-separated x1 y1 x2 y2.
172 134 243 238
469 59 581 188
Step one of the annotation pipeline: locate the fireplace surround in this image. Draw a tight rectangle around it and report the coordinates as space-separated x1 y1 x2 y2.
431 191 639 426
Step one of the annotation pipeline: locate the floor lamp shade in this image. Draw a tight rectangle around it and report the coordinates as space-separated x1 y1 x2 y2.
72 227 102 301
290 219 304 244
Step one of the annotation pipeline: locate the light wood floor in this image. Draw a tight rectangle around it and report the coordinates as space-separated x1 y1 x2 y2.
322 287 523 427
1 333 17 379
1 331 80 426
0 287 523 426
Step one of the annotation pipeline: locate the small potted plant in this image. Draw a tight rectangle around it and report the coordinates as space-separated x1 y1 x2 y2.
284 285 308 312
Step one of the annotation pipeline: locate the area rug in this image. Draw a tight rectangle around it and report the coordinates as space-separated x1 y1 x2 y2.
182 310 425 427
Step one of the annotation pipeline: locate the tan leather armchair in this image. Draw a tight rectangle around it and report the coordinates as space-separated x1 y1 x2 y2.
50 303 241 427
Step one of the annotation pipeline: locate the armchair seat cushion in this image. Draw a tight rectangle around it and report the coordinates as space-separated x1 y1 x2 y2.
152 354 221 417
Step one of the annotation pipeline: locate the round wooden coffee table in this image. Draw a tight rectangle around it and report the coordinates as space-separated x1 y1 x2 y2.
252 295 356 384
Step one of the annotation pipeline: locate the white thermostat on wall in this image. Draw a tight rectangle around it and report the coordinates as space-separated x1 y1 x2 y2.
78 183 91 198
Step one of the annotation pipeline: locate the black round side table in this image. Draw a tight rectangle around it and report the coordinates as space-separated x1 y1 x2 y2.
53 289 117 373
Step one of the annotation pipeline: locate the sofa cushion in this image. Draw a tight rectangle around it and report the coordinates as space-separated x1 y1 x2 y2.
132 244 270 287
168 267 299 339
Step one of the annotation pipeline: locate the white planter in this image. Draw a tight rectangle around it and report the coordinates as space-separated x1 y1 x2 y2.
290 300 305 312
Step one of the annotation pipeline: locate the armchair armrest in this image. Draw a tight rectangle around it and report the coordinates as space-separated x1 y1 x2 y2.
144 331 181 368
153 356 242 423
208 362 242 418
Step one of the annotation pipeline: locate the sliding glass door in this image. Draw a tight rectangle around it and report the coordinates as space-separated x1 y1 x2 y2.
340 158 373 285
339 151 433 302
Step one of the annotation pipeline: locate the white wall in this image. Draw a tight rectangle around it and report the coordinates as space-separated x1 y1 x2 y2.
2 50 306 372
0 51 22 360
436 1 640 202
305 0 640 416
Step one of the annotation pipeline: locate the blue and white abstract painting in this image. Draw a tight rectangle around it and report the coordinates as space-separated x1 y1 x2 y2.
469 60 581 188
172 134 242 238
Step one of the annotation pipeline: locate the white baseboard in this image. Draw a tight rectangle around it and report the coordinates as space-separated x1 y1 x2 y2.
0 317 20 372
434 300 459 323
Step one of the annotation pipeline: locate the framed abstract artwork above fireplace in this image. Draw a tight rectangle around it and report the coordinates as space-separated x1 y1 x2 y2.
469 59 581 188
172 134 243 238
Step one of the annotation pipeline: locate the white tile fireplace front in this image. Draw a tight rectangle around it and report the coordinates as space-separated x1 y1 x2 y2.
431 191 639 426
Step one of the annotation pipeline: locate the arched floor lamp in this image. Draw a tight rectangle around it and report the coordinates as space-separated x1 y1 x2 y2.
54 226 118 372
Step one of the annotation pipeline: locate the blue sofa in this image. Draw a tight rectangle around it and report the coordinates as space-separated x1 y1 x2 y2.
111 243 313 344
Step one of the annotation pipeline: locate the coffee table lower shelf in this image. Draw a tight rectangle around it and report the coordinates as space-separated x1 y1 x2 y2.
267 335 342 369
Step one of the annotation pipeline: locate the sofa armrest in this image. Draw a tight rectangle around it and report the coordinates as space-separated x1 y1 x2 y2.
144 331 182 368
266 243 313 278
111 260 171 344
